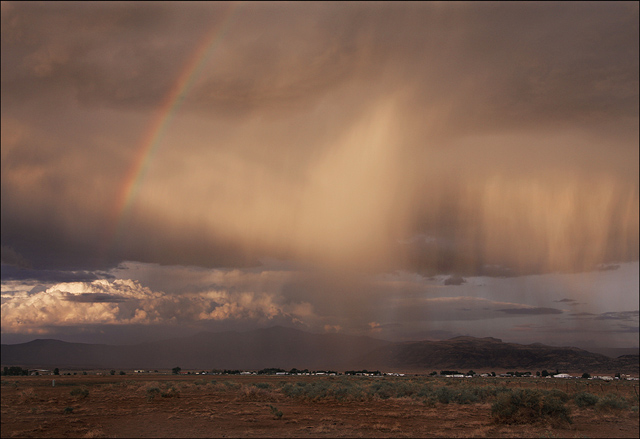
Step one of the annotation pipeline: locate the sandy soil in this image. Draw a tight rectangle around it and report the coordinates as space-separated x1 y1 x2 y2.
2 375 638 438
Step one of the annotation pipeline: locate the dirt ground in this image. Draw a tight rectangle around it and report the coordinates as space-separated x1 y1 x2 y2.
2 374 638 438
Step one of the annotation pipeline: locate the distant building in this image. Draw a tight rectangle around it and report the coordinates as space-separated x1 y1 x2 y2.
594 375 614 381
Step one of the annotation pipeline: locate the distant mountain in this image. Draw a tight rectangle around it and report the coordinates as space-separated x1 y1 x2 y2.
584 347 639 358
2 328 638 374
0 326 390 370
354 336 639 374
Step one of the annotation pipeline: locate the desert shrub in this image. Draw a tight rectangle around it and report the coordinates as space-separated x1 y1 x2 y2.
222 381 240 390
422 395 438 407
70 387 89 398
574 392 599 407
454 388 479 404
63 406 74 414
268 404 283 419
305 381 331 399
332 380 365 400
546 389 569 403
146 387 161 401
239 385 265 400
540 395 572 423
161 386 179 398
281 382 306 398
596 394 629 411
253 382 271 389
282 379 366 401
435 386 456 404
491 389 571 425
416 383 434 398
472 384 509 402
368 381 395 399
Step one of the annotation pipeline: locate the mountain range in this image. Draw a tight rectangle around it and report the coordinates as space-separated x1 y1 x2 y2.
2 326 638 374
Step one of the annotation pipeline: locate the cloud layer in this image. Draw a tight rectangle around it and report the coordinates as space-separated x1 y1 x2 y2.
1 3 638 349
2 2 638 275
1 277 314 334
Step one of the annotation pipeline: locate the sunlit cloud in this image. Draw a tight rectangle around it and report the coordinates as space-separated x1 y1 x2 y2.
1 2 637 349
0 279 316 333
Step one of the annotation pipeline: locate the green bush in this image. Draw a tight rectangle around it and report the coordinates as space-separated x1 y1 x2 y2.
70 387 89 398
454 388 479 404
222 381 240 390
268 404 283 419
435 386 455 404
596 394 629 411
2 366 29 376
160 386 179 398
546 389 569 402
146 387 161 401
491 389 572 425
574 392 599 407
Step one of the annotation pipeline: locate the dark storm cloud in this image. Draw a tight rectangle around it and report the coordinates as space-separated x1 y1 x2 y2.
568 312 597 318
0 264 112 283
1 1 219 109
497 307 563 316
611 325 639 334
1 246 31 269
1 1 638 277
598 264 621 271
596 311 639 321
63 293 127 303
444 275 466 286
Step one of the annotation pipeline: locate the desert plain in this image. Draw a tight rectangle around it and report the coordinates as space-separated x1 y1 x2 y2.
1 373 638 438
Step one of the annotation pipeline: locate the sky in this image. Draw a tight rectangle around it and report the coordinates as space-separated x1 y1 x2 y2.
1 1 638 350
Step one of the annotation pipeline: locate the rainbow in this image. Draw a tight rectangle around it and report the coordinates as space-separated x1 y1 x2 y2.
105 3 240 254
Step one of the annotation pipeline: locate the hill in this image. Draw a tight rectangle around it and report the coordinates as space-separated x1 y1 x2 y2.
0 326 390 370
354 336 639 374
2 327 637 374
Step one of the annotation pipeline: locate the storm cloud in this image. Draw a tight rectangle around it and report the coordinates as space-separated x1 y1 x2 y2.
1 2 638 349
2 1 638 275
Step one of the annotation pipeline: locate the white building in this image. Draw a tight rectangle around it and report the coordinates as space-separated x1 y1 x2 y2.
553 373 571 378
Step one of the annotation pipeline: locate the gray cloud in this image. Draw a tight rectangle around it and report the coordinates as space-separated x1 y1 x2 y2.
497 307 563 316
2 2 637 276
1 246 31 269
598 264 621 271
1 264 112 283
569 312 597 318
596 311 639 321
444 275 466 286
63 293 128 303
1 2 639 351
611 325 639 334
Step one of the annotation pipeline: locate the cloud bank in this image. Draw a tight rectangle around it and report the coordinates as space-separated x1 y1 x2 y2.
2 2 637 276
